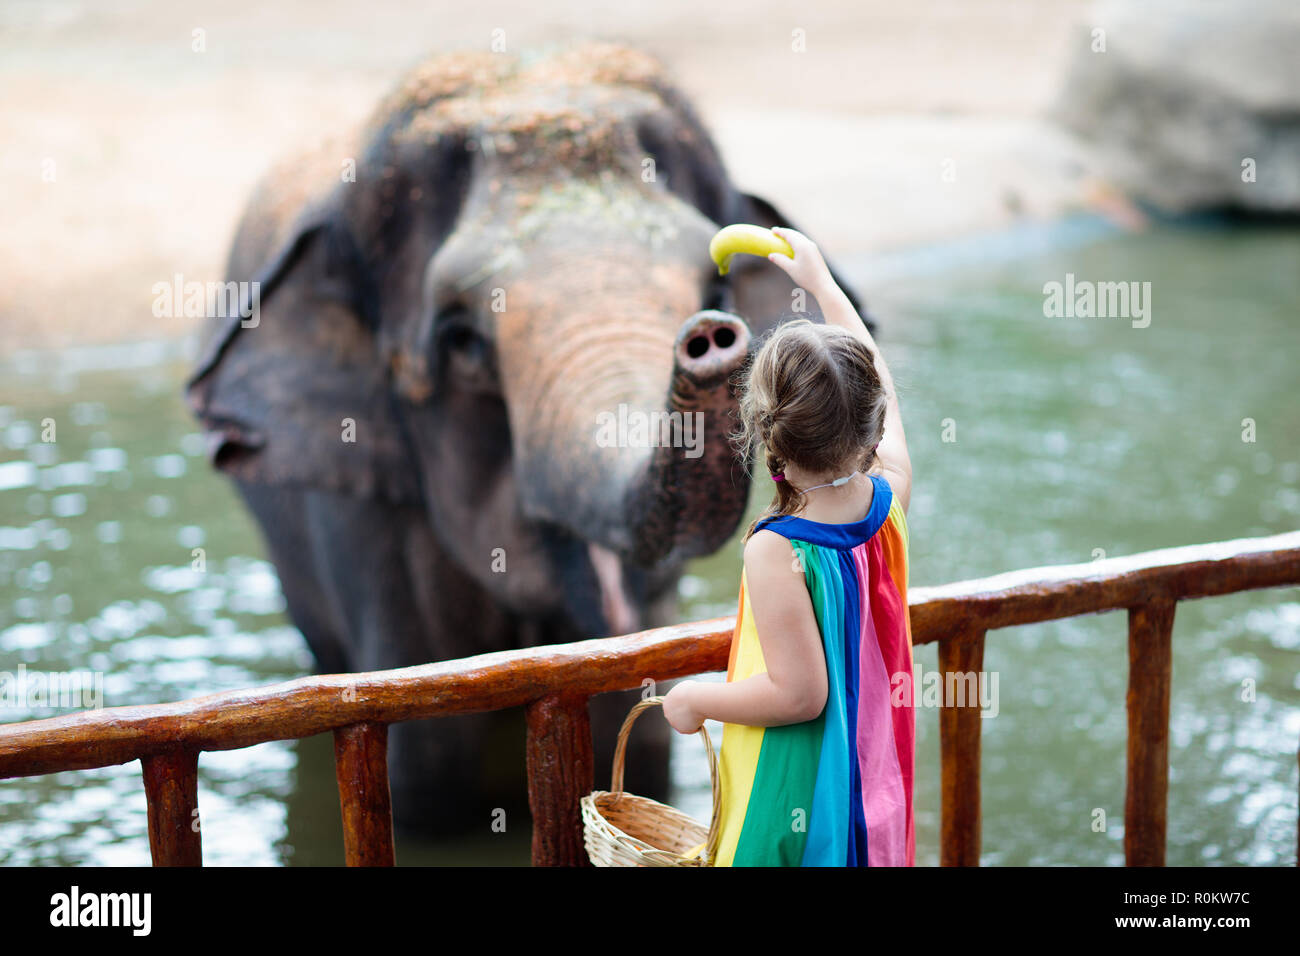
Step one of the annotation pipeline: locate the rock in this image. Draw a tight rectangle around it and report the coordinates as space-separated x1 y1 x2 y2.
1052 0 1300 215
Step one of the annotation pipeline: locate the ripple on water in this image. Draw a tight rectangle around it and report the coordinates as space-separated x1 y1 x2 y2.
0 461 36 490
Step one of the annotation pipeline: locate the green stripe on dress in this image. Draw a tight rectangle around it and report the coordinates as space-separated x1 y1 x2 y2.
731 541 828 866
731 713 825 865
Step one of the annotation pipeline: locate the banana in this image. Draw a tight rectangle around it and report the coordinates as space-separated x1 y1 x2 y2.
708 224 793 276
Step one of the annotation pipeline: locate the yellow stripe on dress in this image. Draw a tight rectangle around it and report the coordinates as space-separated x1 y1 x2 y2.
713 569 768 867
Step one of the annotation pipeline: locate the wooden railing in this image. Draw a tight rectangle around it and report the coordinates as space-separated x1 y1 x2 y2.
1 530 1297 866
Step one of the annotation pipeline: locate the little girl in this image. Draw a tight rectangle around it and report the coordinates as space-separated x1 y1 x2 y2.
662 227 913 867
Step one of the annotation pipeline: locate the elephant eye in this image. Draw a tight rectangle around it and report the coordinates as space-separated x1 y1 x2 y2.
435 309 499 394
433 304 479 351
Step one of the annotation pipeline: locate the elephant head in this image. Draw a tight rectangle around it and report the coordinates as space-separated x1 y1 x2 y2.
186 43 869 646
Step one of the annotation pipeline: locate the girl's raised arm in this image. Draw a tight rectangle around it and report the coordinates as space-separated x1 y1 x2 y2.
767 227 911 512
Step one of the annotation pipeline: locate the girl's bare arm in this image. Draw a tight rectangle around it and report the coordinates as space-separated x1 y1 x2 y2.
662 530 827 732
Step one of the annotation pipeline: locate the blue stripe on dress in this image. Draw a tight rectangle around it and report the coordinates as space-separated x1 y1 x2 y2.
840 548 870 866
753 475 893 549
798 543 849 866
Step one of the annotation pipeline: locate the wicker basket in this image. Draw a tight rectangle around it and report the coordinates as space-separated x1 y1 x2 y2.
580 695 720 867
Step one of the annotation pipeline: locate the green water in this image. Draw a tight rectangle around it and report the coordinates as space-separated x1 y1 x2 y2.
1 225 1297 865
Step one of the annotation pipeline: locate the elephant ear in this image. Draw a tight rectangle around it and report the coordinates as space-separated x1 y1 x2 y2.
185 181 421 504
724 192 876 335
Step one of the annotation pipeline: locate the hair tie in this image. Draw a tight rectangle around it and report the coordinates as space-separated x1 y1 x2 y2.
771 473 785 482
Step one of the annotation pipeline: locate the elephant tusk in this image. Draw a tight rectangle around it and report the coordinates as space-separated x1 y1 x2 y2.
708 223 794 276
588 542 639 637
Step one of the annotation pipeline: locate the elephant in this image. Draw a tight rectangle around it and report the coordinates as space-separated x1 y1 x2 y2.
186 42 870 838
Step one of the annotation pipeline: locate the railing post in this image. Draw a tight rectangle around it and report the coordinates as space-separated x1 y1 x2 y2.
525 692 593 866
1125 598 1175 866
939 628 986 866
141 749 202 867
333 722 395 866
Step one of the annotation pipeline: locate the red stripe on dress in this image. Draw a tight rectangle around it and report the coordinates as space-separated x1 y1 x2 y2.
864 529 915 866
851 541 908 865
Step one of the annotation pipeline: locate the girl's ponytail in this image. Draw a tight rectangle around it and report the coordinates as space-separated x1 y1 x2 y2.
732 319 887 541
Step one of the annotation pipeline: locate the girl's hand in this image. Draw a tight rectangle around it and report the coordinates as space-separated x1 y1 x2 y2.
766 226 833 295
662 681 705 734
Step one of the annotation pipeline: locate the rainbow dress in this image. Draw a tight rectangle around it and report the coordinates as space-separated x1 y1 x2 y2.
712 474 914 867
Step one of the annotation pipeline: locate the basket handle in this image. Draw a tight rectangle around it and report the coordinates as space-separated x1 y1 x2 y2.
609 694 721 866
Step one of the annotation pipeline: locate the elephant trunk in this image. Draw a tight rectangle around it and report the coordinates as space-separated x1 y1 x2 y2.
499 257 753 565
622 310 753 564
